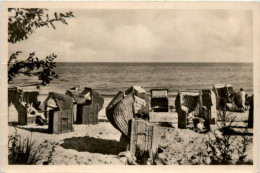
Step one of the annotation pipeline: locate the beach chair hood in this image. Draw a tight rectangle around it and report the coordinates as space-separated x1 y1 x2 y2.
175 91 201 113
8 84 40 107
66 87 104 111
151 89 168 98
44 92 73 110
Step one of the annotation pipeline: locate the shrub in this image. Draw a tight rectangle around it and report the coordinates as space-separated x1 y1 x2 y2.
236 128 253 164
8 128 42 164
188 150 209 165
206 110 237 165
197 110 252 165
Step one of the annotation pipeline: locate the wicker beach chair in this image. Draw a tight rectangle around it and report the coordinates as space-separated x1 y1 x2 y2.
106 86 150 137
44 92 74 134
65 87 104 123
8 84 40 125
175 91 202 129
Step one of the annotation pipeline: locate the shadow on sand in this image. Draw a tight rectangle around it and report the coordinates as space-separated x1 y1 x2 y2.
9 122 50 134
220 126 253 136
61 136 123 155
98 119 109 123
72 119 109 124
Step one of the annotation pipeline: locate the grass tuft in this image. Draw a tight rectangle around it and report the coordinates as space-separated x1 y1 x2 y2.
8 128 42 165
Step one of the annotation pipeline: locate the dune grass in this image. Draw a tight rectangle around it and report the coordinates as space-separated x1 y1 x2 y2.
8 128 42 165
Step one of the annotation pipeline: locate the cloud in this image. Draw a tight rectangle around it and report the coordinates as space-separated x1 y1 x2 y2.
8 9 253 62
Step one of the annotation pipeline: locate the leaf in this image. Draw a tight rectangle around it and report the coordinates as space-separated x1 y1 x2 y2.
54 12 58 20
49 21 55 29
39 22 45 26
60 18 68 25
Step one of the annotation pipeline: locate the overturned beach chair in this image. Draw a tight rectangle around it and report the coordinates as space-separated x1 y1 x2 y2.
150 89 169 112
65 87 104 124
106 86 150 137
44 92 74 134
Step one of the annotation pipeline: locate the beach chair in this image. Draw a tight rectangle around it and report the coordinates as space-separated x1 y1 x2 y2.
106 86 150 137
129 119 159 164
175 90 202 129
65 87 104 123
44 92 74 134
213 84 237 111
150 89 169 112
201 89 217 125
8 84 40 125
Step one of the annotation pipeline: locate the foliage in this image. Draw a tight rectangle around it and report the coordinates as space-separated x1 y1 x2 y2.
8 51 58 85
8 128 42 164
206 110 236 165
188 150 209 165
8 8 74 43
8 8 74 85
188 109 253 165
236 128 253 164
134 145 151 165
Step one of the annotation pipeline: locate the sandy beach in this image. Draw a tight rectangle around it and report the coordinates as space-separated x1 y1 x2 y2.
8 93 253 165
4 4 257 169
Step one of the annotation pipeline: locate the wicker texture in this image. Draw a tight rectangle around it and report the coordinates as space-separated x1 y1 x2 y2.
130 119 159 161
66 88 104 111
176 90 217 128
175 91 200 113
113 93 135 136
106 91 124 131
106 87 150 137
91 89 104 112
44 92 74 128
8 86 40 125
213 84 234 110
77 103 99 125
203 89 216 124
65 90 86 104
48 108 73 134
175 91 201 129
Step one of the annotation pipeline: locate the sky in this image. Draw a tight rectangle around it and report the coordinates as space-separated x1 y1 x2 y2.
8 9 253 62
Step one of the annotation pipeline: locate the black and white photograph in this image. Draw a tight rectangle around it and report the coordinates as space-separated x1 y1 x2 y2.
1 1 259 172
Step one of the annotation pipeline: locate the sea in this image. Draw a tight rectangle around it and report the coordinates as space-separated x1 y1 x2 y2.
9 62 253 98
